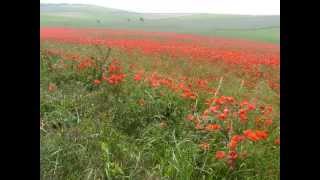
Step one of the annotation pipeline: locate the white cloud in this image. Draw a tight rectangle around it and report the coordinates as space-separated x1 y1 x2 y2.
40 0 280 15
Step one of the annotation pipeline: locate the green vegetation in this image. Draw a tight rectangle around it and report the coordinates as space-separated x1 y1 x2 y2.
40 41 279 179
40 4 280 43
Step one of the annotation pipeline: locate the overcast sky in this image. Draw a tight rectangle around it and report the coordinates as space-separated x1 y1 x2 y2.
40 0 280 15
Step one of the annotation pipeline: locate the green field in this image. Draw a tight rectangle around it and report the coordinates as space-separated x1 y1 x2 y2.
40 4 280 43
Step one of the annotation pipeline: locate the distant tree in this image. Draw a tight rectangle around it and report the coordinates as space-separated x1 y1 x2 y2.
96 19 101 24
139 17 144 22
127 18 131 22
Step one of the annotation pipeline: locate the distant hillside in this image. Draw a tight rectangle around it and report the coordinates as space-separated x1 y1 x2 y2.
40 3 280 43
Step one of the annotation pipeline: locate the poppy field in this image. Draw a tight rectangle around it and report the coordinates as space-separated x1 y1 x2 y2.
40 27 279 179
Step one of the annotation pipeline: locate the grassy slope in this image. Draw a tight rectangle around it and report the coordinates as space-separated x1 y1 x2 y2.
40 4 280 43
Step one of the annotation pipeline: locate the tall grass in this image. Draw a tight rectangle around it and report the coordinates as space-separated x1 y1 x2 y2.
40 42 279 180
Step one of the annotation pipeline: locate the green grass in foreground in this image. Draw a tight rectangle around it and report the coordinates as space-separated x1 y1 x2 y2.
40 41 279 179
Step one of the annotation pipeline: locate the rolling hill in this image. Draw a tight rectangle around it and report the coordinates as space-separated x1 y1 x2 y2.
40 3 280 43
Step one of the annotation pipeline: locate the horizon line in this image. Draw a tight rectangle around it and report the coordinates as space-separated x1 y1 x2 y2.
40 3 280 16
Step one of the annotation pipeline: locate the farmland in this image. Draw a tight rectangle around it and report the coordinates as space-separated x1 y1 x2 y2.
40 26 279 179
40 4 280 43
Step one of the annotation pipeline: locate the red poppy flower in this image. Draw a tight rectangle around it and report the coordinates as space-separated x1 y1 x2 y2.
243 129 259 142
107 74 126 85
264 119 273 127
215 151 226 159
255 130 268 140
229 135 245 150
93 79 101 85
134 71 143 81
223 108 229 115
205 124 221 131
218 113 227 120
228 151 238 160
248 104 256 111
209 106 219 113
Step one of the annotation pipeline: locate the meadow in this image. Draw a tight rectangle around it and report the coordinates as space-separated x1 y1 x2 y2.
40 27 279 179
